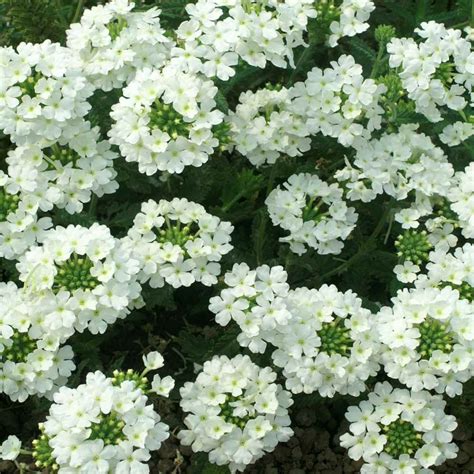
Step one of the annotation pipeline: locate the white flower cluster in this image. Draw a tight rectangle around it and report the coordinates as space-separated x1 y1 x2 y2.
6 121 118 214
17 223 142 336
0 40 93 144
377 286 474 397
413 243 474 304
0 282 75 402
37 366 171 472
449 162 474 238
0 166 52 260
271 285 380 397
440 121 474 147
328 0 375 47
291 54 386 147
174 0 317 75
336 124 455 203
209 263 291 353
178 354 293 473
228 86 311 166
109 66 227 175
387 21 473 122
266 173 358 255
66 0 171 90
125 198 233 289
340 382 458 473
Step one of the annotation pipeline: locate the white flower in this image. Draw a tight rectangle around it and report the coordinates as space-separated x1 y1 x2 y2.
178 354 293 472
0 435 21 461
142 351 164 371
340 382 458 472
394 261 421 284
151 374 175 397
413 243 474 306
266 173 358 255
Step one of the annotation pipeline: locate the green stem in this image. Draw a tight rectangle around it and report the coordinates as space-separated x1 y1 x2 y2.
71 0 86 24
370 43 386 79
255 164 278 264
222 191 247 212
311 204 391 285
287 45 314 86
88 194 98 217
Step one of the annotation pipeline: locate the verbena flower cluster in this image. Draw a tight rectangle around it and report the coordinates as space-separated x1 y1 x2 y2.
271 285 381 397
34 354 172 472
340 382 458 472
0 282 75 402
124 198 233 288
178 354 293 473
0 0 472 472
209 263 291 353
266 172 358 255
17 223 143 336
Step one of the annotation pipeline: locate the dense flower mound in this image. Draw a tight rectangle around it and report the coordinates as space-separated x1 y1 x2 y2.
290 54 385 147
387 21 473 123
0 40 93 144
270 285 380 397
66 0 171 90
174 0 317 75
266 173 358 255
178 354 293 473
209 263 291 353
377 286 474 397
0 282 75 402
16 223 142 335
340 382 458 473
0 0 472 472
336 124 455 204
124 198 233 288
228 86 311 166
6 121 118 214
36 365 171 472
109 66 227 175
0 165 53 259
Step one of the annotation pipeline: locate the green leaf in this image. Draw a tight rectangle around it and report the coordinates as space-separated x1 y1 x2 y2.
189 453 230 474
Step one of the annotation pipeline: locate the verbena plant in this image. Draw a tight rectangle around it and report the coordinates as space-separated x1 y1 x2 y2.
0 0 473 473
